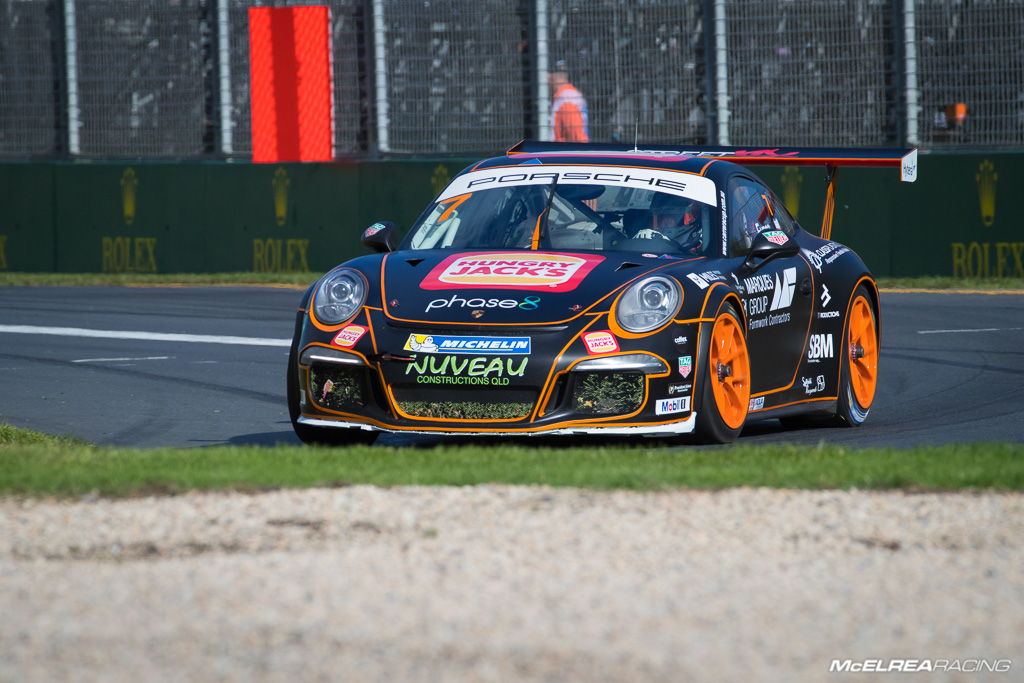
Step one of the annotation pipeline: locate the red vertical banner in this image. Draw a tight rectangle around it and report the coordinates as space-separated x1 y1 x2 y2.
248 6 334 163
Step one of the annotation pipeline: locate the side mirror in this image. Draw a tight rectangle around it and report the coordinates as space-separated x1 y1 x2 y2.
742 230 799 271
362 221 397 253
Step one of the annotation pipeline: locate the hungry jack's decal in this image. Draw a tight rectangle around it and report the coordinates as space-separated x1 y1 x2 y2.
419 252 604 292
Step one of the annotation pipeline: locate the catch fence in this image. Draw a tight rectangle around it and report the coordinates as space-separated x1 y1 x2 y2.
1 0 1022 159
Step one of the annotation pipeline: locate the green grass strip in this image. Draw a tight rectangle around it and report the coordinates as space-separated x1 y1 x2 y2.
1 426 1021 498
1 272 1023 290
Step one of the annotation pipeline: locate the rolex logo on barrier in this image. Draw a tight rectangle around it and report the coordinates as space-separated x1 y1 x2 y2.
781 166 802 219
976 160 997 227
120 168 138 225
273 167 290 227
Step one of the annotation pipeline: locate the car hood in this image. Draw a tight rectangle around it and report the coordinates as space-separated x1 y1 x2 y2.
379 249 695 325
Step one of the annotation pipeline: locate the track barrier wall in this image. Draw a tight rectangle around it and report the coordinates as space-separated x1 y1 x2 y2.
0 153 1021 279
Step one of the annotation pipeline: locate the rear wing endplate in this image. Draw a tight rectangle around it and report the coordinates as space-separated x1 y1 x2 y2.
507 140 918 238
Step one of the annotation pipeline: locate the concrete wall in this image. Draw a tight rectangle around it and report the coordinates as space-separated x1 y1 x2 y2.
0 153 1019 277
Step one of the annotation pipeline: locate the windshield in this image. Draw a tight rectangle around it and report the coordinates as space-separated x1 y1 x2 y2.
404 167 717 256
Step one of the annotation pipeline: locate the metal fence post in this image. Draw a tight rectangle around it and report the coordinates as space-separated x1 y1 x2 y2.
214 0 233 156
62 0 80 155
902 0 920 146
535 0 550 142
702 0 717 145
371 0 389 153
713 0 729 146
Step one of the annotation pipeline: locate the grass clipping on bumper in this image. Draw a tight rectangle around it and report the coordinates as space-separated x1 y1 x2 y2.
1 425 1022 498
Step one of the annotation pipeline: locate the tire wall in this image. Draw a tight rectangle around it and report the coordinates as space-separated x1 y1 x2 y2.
0 153 1020 278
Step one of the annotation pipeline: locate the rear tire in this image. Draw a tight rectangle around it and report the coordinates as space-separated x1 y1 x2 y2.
693 305 750 443
832 285 878 427
287 342 377 446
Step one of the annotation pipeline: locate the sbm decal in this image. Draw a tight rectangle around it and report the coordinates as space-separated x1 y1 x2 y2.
807 334 834 362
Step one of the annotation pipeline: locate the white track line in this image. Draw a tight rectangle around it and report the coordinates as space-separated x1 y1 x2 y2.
917 327 1024 335
0 325 290 347
71 356 172 363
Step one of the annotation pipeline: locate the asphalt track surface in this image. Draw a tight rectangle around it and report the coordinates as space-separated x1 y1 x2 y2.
1 286 1022 448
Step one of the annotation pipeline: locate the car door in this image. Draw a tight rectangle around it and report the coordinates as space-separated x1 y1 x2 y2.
726 175 814 396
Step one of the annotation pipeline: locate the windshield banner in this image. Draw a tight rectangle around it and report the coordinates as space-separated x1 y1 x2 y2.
437 165 718 206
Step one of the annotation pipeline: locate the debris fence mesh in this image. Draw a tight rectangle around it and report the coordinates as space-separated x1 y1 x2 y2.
0 0 1021 158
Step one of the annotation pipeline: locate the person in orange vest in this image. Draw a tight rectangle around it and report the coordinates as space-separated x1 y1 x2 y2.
548 60 589 142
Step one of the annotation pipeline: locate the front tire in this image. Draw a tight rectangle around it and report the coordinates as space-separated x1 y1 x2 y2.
694 305 750 443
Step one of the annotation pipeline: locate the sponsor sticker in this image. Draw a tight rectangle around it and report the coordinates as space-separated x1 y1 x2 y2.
673 335 688 347
762 230 789 245
807 333 834 362
363 223 385 238
820 283 832 308
582 330 619 355
668 383 692 396
419 252 603 292
770 267 797 310
425 294 540 312
404 355 529 386
404 334 531 355
748 396 765 411
801 374 826 395
686 273 709 290
802 243 850 273
678 355 692 378
656 396 691 415
436 165 719 206
817 310 840 319
332 324 367 347
730 272 745 294
686 270 725 290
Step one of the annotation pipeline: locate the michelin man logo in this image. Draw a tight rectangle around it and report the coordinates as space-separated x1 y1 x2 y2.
405 335 439 353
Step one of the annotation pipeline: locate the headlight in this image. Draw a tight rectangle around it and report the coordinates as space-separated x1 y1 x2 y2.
313 269 366 324
614 276 681 333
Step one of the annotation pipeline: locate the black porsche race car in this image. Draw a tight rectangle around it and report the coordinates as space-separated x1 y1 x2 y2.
287 141 917 444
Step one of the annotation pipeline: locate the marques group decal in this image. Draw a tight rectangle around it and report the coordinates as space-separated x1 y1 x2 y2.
744 267 795 330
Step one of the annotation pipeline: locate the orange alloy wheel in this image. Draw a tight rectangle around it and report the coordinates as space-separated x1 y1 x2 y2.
708 313 750 430
848 295 878 408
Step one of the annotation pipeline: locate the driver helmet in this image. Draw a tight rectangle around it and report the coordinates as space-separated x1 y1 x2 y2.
650 192 696 231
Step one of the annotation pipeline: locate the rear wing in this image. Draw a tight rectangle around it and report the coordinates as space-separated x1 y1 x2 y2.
507 140 918 238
